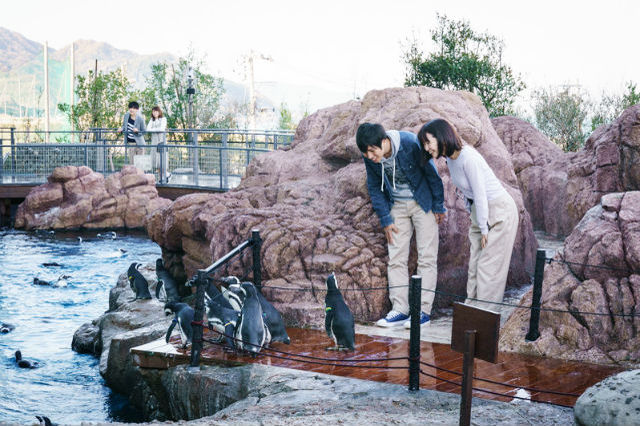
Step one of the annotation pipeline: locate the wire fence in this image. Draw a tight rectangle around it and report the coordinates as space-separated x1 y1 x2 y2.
178 232 630 411
0 128 294 190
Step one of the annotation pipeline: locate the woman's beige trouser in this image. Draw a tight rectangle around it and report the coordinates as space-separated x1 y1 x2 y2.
465 192 519 311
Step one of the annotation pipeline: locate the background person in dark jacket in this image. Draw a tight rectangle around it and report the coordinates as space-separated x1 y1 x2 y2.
356 123 445 328
117 101 146 165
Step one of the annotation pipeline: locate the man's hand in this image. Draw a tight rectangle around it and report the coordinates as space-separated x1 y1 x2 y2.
384 224 399 245
133 127 139 133
434 212 445 225
481 234 488 249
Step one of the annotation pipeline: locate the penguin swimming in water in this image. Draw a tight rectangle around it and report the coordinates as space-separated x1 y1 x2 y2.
155 258 180 303
235 282 270 356
127 263 152 300
14 350 40 369
222 276 289 344
324 273 355 351
206 298 240 350
164 302 194 349
36 415 55 426
1 322 15 334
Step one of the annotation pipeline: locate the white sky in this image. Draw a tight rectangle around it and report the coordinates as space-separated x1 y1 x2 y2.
2 0 639 113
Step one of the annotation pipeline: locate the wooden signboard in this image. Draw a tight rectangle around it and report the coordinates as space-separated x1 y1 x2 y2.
451 302 500 363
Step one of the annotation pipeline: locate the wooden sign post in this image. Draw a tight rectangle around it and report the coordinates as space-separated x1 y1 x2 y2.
451 303 500 426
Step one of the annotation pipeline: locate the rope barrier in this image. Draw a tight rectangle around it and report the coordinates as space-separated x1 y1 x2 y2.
418 370 573 408
418 360 580 397
201 337 407 369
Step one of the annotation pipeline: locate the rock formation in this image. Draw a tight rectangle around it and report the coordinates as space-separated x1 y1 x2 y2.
15 165 171 230
147 87 537 326
574 369 640 425
493 105 640 237
500 192 640 365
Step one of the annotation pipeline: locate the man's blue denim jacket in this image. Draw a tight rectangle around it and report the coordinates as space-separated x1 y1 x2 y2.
363 131 445 228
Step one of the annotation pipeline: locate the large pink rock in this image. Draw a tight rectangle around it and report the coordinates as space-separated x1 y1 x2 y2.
493 105 640 237
147 87 537 327
500 192 640 365
15 165 171 230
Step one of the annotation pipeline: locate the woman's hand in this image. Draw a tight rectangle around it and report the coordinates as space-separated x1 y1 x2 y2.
434 212 445 224
481 234 488 249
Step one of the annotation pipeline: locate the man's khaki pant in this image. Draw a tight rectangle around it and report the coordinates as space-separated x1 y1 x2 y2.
127 144 144 165
388 199 439 315
465 192 519 310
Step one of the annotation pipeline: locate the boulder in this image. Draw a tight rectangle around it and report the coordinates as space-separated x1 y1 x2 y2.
500 192 640 365
146 87 537 326
14 165 171 230
574 370 640 426
492 117 574 236
493 105 640 237
71 320 101 356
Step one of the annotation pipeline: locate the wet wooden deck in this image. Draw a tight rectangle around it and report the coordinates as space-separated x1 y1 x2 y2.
131 328 624 407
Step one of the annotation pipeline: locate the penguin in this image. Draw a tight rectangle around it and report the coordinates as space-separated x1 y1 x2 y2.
33 277 51 286
127 263 152 300
97 231 117 239
324 273 355 351
42 262 62 267
223 276 290 345
206 298 240 350
235 282 270 356
1 322 15 334
55 274 71 288
14 350 40 369
220 276 246 311
204 278 234 311
36 415 55 426
164 302 194 349
155 258 180 303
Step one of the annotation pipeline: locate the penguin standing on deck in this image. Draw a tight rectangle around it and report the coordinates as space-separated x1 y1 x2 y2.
324 273 355 351
164 302 194 348
235 282 270 355
128 263 152 300
155 258 180 302
206 298 240 350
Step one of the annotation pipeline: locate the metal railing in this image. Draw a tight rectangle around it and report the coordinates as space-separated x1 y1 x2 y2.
0 128 294 190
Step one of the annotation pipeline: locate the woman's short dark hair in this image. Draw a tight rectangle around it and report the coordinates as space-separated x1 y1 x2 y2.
356 123 387 153
151 106 163 119
418 119 462 159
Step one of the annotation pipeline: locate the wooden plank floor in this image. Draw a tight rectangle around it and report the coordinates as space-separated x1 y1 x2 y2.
131 328 625 407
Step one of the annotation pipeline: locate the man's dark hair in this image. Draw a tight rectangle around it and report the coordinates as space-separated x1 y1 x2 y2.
128 101 140 109
418 118 462 159
356 123 387 153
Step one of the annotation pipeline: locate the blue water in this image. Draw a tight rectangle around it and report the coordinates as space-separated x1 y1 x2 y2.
0 229 162 424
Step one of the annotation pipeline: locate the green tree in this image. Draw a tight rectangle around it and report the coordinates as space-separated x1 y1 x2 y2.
533 86 590 152
590 81 640 131
403 14 526 117
58 68 135 131
278 102 297 130
140 50 228 130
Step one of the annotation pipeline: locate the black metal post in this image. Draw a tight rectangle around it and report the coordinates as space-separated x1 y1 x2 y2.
526 249 546 341
459 330 476 426
408 275 422 391
251 229 262 293
189 269 207 367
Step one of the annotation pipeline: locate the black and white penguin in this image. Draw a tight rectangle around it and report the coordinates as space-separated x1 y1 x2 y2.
128 263 152 300
220 276 246 311
235 282 270 355
324 273 355 351
41 262 62 267
14 350 40 369
36 415 55 426
206 298 240 350
155 258 180 303
0 322 15 334
204 278 234 311
97 231 117 239
33 277 51 286
164 302 194 349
